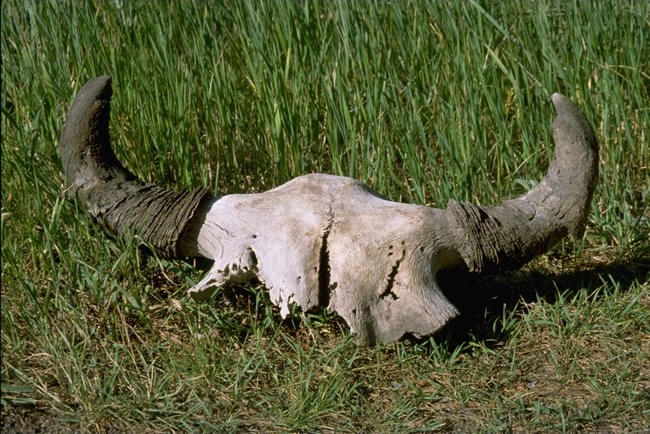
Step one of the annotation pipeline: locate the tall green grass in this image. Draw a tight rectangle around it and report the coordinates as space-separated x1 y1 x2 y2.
2 1 648 432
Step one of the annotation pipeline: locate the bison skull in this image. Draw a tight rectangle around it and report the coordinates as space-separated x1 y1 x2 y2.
60 76 598 344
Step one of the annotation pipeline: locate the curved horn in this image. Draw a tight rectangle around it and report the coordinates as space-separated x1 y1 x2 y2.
60 76 211 258
445 93 599 273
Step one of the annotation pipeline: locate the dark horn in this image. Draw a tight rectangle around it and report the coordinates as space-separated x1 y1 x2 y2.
59 76 211 258
446 93 599 273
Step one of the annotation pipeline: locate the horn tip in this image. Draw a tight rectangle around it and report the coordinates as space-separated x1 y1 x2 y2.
80 75 113 100
551 92 577 116
551 92 597 149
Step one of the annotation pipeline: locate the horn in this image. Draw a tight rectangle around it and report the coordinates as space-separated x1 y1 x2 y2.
445 93 598 273
60 76 210 258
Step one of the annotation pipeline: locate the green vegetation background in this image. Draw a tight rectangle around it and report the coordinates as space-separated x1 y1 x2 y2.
2 1 648 432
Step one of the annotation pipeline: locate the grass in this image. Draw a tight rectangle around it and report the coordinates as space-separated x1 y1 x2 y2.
2 0 648 432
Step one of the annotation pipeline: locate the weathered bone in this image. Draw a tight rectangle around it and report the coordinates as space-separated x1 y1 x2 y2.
60 76 598 345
